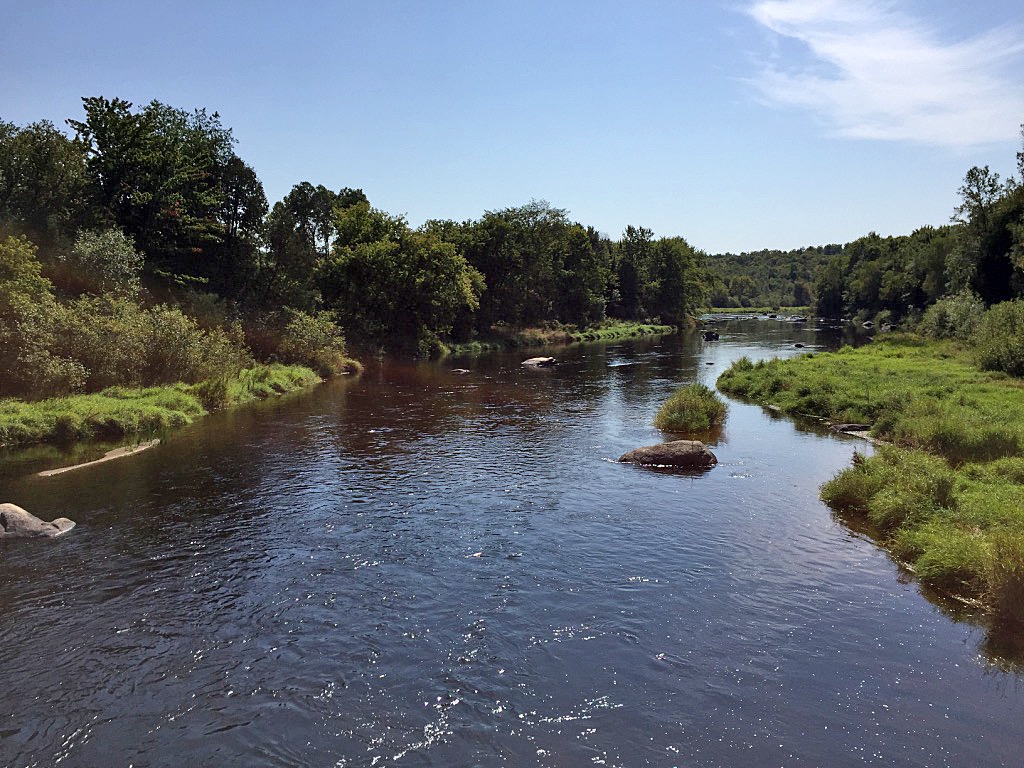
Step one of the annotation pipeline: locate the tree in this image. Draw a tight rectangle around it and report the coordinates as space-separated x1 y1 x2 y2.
212 155 267 294
462 200 571 329
557 225 607 325
0 119 87 245
319 205 482 354
68 97 235 278
616 225 653 320
947 165 1017 303
0 235 83 397
649 237 706 324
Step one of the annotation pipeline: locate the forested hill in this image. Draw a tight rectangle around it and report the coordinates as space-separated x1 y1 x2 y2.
705 246 840 309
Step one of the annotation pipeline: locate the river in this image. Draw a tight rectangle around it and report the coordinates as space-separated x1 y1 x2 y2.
1 318 1021 767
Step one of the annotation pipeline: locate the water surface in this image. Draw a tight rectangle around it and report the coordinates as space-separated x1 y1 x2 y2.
1 319 1020 767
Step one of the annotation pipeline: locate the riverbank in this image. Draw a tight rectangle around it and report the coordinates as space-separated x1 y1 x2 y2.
443 320 676 356
0 363 323 450
716 335 1024 638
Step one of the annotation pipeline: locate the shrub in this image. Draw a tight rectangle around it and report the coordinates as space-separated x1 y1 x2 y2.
60 227 143 297
654 383 728 432
276 309 359 376
973 300 1024 376
918 292 985 340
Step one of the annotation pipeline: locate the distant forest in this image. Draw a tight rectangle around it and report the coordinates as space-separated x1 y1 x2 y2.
2 96 1023 401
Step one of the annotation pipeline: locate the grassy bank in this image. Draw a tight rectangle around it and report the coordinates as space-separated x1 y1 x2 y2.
717 335 1024 639
0 363 321 449
444 321 676 356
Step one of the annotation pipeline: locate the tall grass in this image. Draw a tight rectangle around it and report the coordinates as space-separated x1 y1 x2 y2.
654 383 728 432
0 364 320 448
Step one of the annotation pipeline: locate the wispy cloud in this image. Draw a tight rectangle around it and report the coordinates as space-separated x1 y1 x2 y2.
746 0 1024 146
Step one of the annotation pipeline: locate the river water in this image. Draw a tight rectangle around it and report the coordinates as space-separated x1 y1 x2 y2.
1 319 1021 767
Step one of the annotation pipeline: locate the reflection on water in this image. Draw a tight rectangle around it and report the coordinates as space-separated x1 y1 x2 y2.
1 319 1021 767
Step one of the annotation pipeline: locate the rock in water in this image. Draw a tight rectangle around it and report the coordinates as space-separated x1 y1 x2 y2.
618 440 718 468
522 357 556 367
0 503 76 538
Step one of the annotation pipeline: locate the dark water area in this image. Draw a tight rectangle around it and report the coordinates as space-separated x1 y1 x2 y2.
1 319 1021 767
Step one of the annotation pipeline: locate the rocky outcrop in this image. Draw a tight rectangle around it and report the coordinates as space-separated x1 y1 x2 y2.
522 357 556 367
618 440 718 468
0 503 76 538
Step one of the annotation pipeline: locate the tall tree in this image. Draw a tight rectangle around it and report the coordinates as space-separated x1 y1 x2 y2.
68 97 235 278
0 119 87 245
616 225 653 320
319 204 482 353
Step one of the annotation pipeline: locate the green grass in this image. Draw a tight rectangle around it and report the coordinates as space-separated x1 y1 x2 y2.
717 335 1024 463
654 383 728 432
0 363 321 449
719 335 1024 642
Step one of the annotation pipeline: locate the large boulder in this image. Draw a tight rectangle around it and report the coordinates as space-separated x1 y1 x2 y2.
0 503 76 538
618 440 718 468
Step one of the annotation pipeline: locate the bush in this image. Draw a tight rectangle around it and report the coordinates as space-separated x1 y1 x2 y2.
918 292 985 340
59 227 143 297
276 309 359 376
654 383 728 432
973 300 1024 376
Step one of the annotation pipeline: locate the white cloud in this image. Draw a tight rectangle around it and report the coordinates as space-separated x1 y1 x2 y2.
746 0 1024 146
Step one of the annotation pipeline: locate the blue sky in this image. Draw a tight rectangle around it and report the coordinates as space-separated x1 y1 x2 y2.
3 0 1023 253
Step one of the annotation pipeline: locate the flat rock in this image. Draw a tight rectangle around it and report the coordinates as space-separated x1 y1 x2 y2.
618 440 718 468
0 503 76 538
522 357 556 367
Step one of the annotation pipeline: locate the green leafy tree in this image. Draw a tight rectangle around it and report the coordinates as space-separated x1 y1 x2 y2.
557 225 607 325
616 225 653 319
319 206 482 354
212 155 268 294
0 119 87 245
947 164 1019 304
649 237 706 324
68 97 235 278
462 201 570 328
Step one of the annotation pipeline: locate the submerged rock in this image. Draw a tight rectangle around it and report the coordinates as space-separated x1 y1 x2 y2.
0 503 76 538
522 357 556 368
618 440 718 468
830 423 872 434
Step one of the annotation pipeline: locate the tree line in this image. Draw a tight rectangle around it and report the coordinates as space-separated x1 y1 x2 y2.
812 128 1024 325
1 97 709 403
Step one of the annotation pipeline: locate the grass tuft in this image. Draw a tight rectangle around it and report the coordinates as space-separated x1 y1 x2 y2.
654 383 728 433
